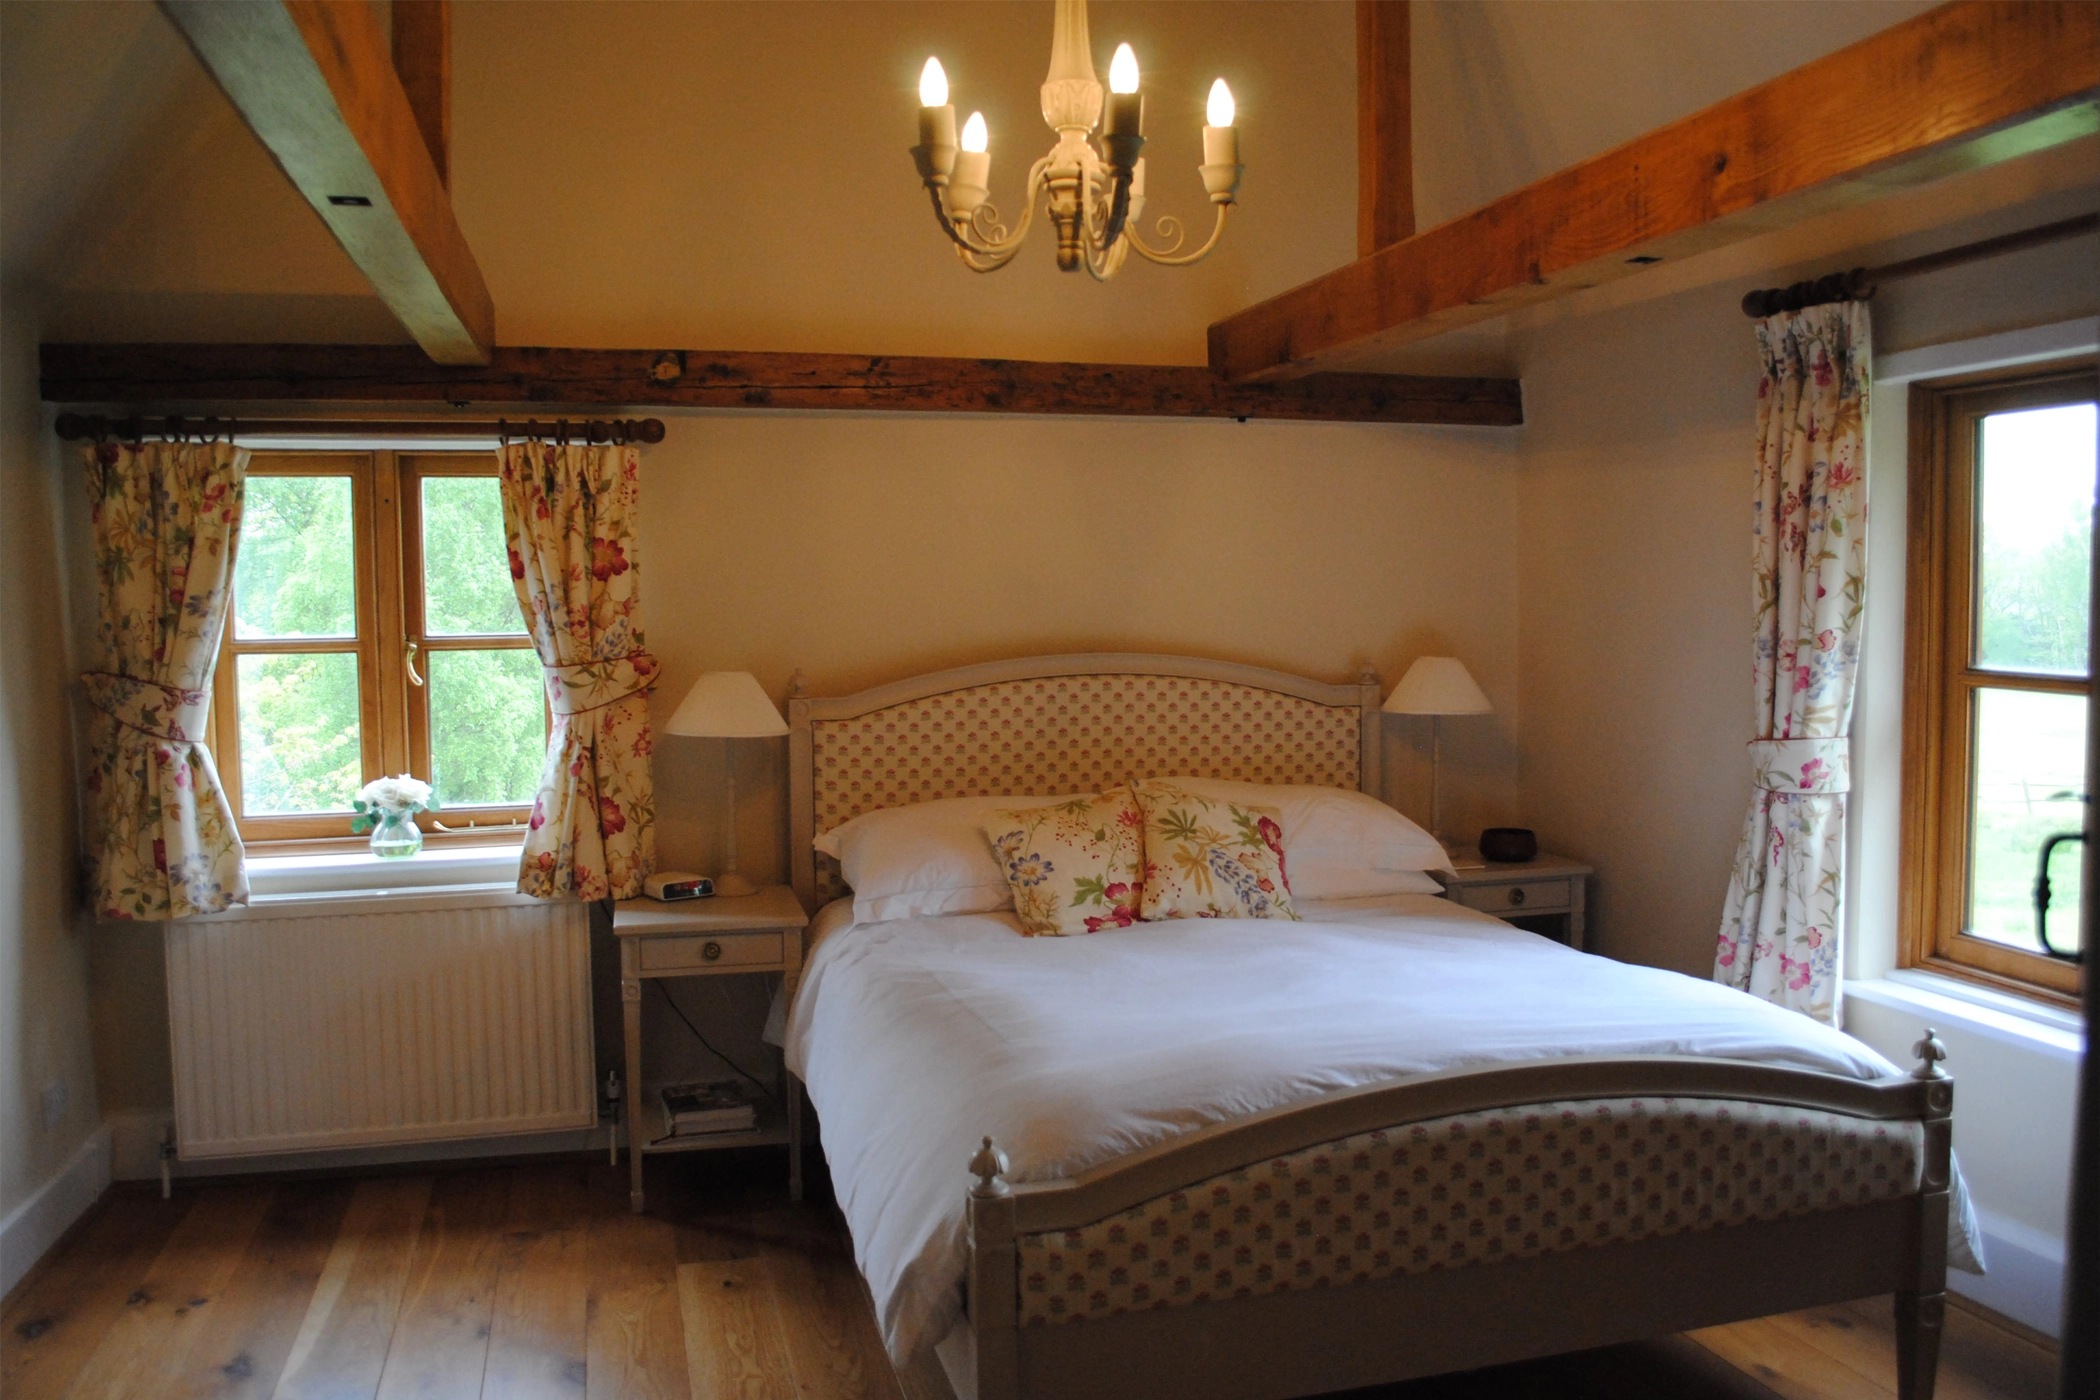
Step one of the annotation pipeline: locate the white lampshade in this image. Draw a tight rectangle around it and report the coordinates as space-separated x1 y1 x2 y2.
666 671 788 738
1383 657 1492 716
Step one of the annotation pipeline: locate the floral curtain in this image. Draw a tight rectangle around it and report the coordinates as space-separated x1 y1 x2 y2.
499 440 658 900
1714 302 1871 1023
80 440 248 919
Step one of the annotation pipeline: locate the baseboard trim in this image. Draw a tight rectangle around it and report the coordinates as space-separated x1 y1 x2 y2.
1949 1207 2066 1340
0 1125 113 1302
107 1111 615 1183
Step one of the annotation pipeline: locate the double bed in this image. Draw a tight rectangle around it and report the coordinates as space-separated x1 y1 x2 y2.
778 654 1976 1400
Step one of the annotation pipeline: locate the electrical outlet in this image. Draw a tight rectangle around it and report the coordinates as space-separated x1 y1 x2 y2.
41 1078 69 1132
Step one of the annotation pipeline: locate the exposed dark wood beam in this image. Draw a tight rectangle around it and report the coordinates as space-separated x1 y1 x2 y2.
37 343 1523 426
160 0 493 364
1214 0 2100 382
1357 0 1413 257
390 0 451 189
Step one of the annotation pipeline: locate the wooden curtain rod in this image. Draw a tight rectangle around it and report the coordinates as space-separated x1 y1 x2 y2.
1739 213 2099 319
52 413 667 444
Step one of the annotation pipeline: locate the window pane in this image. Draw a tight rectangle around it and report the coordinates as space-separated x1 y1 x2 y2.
422 476 526 636
1967 686 2085 955
235 476 356 639
428 648 546 807
235 652 362 814
1975 402 2096 676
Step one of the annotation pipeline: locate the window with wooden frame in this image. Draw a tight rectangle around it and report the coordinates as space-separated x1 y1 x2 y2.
209 450 548 846
1901 361 2096 1003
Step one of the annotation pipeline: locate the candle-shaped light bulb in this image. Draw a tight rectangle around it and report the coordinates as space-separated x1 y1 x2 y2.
1200 78 1239 201
1109 43 1140 94
914 56 957 181
1105 41 1143 139
949 111 992 219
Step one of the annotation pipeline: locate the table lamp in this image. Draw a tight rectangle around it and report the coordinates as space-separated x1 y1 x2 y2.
667 671 788 897
1383 657 1492 843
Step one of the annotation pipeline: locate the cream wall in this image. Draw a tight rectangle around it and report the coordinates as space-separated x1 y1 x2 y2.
0 280 102 1235
640 412 1522 884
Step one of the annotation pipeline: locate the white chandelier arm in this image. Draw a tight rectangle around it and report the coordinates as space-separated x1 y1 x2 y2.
1123 203 1232 266
927 155 1053 260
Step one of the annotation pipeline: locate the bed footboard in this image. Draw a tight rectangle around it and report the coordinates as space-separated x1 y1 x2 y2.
961 1041 1954 1400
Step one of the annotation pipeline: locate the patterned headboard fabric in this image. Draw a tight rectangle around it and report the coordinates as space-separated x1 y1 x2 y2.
788 655 1382 908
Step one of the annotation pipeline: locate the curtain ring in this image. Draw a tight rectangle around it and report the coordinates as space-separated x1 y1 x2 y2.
498 417 511 447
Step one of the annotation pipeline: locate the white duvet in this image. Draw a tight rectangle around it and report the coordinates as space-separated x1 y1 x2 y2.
785 894 1977 1363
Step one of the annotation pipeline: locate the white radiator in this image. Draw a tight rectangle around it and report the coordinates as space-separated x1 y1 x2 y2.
164 895 595 1159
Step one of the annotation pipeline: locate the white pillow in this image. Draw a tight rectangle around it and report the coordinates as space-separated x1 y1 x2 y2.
813 795 1029 924
1134 778 1452 900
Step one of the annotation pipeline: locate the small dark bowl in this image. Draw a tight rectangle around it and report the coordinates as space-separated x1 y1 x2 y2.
1479 828 1538 864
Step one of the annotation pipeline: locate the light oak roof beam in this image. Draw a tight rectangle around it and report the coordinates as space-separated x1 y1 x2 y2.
1357 0 1413 256
390 0 452 189
1212 0 2100 382
160 0 493 364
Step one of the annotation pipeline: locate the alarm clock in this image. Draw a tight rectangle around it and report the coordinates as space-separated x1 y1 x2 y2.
644 872 715 902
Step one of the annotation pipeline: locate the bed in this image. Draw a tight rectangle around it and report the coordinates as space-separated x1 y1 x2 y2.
781 653 1974 1400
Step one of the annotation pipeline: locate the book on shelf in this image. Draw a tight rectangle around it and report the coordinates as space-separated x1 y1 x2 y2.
661 1080 759 1137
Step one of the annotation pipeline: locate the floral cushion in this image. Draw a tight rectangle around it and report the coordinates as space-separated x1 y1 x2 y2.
981 789 1146 936
1134 781 1298 922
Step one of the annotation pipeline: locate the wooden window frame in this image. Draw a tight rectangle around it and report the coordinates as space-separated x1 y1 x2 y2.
1899 360 2096 1006
210 448 542 850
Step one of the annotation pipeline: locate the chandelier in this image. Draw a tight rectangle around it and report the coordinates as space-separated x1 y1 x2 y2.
910 0 1241 278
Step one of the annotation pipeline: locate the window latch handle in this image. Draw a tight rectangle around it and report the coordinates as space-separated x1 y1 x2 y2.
405 641 425 687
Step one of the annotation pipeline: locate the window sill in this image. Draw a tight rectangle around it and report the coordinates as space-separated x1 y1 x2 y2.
182 843 538 920
1847 972 2083 1064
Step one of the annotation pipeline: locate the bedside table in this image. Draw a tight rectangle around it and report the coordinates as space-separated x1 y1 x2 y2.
612 885 810 1212
1435 849 1593 950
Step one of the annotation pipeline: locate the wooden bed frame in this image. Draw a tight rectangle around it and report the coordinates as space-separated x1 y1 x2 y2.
785 654 1951 1400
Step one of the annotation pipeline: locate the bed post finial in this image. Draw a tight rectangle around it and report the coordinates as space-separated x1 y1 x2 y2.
788 668 808 698
1358 662 1380 688
1911 1029 1949 1080
970 1136 1011 1198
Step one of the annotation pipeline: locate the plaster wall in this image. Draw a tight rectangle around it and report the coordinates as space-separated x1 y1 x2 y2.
0 279 102 1249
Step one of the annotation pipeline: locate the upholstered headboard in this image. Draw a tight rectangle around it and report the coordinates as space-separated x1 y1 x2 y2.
787 654 1383 908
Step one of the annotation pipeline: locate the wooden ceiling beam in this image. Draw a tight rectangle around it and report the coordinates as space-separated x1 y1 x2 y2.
160 0 493 365
37 343 1523 427
1356 0 1414 257
1213 0 2100 382
390 0 452 189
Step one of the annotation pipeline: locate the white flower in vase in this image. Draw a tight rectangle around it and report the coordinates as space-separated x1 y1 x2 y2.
352 774 438 856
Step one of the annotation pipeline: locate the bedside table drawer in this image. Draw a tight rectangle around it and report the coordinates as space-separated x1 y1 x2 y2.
639 931 783 973
1454 878 1573 916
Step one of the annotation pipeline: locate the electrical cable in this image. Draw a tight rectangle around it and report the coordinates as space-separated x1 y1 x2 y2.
649 979 777 1101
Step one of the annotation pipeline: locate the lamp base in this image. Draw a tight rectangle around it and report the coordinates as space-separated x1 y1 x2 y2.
711 871 759 898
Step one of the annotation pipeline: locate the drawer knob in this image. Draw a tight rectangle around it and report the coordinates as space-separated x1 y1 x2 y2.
703 940 723 962
1507 887 1526 907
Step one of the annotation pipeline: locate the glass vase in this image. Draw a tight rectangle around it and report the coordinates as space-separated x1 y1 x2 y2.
370 809 424 859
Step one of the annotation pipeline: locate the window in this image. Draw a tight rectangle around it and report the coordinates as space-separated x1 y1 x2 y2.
210 451 547 845
1902 362 2096 1002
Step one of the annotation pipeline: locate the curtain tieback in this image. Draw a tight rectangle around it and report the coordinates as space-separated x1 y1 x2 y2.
82 671 211 743
1748 736 1849 795
543 651 660 716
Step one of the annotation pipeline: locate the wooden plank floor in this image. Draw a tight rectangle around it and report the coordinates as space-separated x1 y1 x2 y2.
3 1152 2058 1400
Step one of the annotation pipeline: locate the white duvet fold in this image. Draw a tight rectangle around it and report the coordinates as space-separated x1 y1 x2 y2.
786 895 1971 1363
